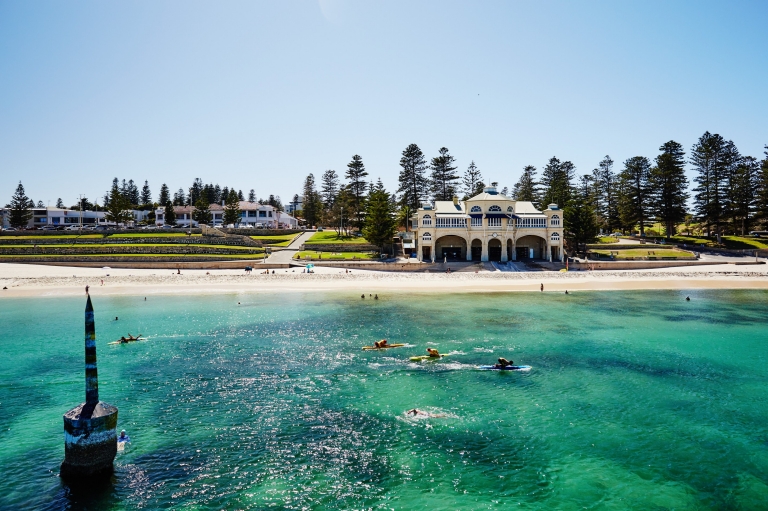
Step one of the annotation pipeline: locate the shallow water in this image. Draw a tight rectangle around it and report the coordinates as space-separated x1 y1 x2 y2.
1 290 767 510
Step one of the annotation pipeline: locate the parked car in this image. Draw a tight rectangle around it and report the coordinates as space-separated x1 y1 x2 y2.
65 225 81 231
161 225 175 229
41 225 56 230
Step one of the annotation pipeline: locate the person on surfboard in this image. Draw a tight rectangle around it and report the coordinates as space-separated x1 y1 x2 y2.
374 339 388 348
495 357 513 368
427 348 440 358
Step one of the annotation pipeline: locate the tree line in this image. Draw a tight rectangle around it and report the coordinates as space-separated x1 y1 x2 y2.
295 136 768 249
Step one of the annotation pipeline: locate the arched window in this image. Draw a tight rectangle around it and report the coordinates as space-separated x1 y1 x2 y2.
488 205 502 212
422 232 432 241
550 232 560 242
550 214 560 226
507 206 514 212
470 205 482 213
422 214 432 226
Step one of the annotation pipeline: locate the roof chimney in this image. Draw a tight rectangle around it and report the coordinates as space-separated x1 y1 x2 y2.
452 195 459 205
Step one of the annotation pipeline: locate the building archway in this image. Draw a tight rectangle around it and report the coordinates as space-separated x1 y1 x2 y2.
515 234 546 260
488 238 502 262
435 235 467 261
471 239 482 261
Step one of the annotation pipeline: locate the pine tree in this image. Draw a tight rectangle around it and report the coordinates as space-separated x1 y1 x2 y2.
268 194 283 211
188 179 203 206
397 144 429 210
691 132 728 237
617 156 651 235
8 182 32 228
36 200 45 208
127 179 140 205
346 155 369 229
105 180 134 225
649 141 689 239
248 189 256 202
461 161 483 199
729 156 759 235
756 146 768 228
164 202 176 225
429 147 459 201
363 179 397 251
540 157 575 208
213 185 222 204
238 190 244 201
141 181 152 206
193 194 213 225
158 184 170 206
302 174 321 227
173 188 186 206
591 156 619 232
320 170 339 210
224 189 241 226
511 165 541 205
563 176 599 251
500 187 508 196
55 198 64 208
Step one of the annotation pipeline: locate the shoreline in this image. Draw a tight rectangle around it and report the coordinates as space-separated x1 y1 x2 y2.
2 262 768 298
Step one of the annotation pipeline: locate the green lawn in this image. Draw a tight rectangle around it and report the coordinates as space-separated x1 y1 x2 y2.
597 236 619 244
304 232 369 244
110 233 202 238
250 234 299 247
293 251 377 261
0 244 262 253
0 234 105 239
0 253 265 259
590 248 694 259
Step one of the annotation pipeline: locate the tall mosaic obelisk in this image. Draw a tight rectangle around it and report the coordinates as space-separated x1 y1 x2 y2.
60 295 118 481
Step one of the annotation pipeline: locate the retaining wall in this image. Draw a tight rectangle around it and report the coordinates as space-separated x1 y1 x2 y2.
299 243 379 252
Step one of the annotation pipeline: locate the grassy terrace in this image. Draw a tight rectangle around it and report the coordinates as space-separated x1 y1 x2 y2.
0 253 266 259
250 233 299 247
669 235 768 250
0 243 262 249
590 248 694 259
304 232 369 244
293 251 377 261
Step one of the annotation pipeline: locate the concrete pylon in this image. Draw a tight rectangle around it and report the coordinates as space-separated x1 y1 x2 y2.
60 295 118 481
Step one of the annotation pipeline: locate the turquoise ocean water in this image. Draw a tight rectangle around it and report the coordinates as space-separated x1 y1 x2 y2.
1 290 767 510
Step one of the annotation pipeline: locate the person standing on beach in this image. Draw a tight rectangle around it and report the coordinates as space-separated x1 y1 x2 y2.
85 285 89 295
540 283 544 292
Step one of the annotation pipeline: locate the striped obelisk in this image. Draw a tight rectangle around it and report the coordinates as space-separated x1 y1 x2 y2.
61 295 119 482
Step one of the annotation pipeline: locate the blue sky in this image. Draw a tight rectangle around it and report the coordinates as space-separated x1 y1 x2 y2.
1 0 766 207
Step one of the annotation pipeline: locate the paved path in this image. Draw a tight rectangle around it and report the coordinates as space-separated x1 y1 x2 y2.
265 231 315 264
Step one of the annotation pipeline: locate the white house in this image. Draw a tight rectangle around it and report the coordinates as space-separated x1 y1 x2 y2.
154 202 298 229
413 185 564 263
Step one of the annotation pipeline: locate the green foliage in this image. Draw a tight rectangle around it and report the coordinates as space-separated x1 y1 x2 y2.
223 189 241 226
618 156 651 235
540 157 575 208
164 202 176 226
301 173 322 227
362 180 397 250
512 165 541 206
9 182 32 228
649 141 689 239
691 132 738 236
430 147 459 201
193 195 212 225
563 184 599 249
346 154 368 229
104 181 134 225
461 160 483 200
397 143 429 210
158 183 170 206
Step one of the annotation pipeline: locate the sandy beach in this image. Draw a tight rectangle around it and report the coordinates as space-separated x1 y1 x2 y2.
2 262 768 298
